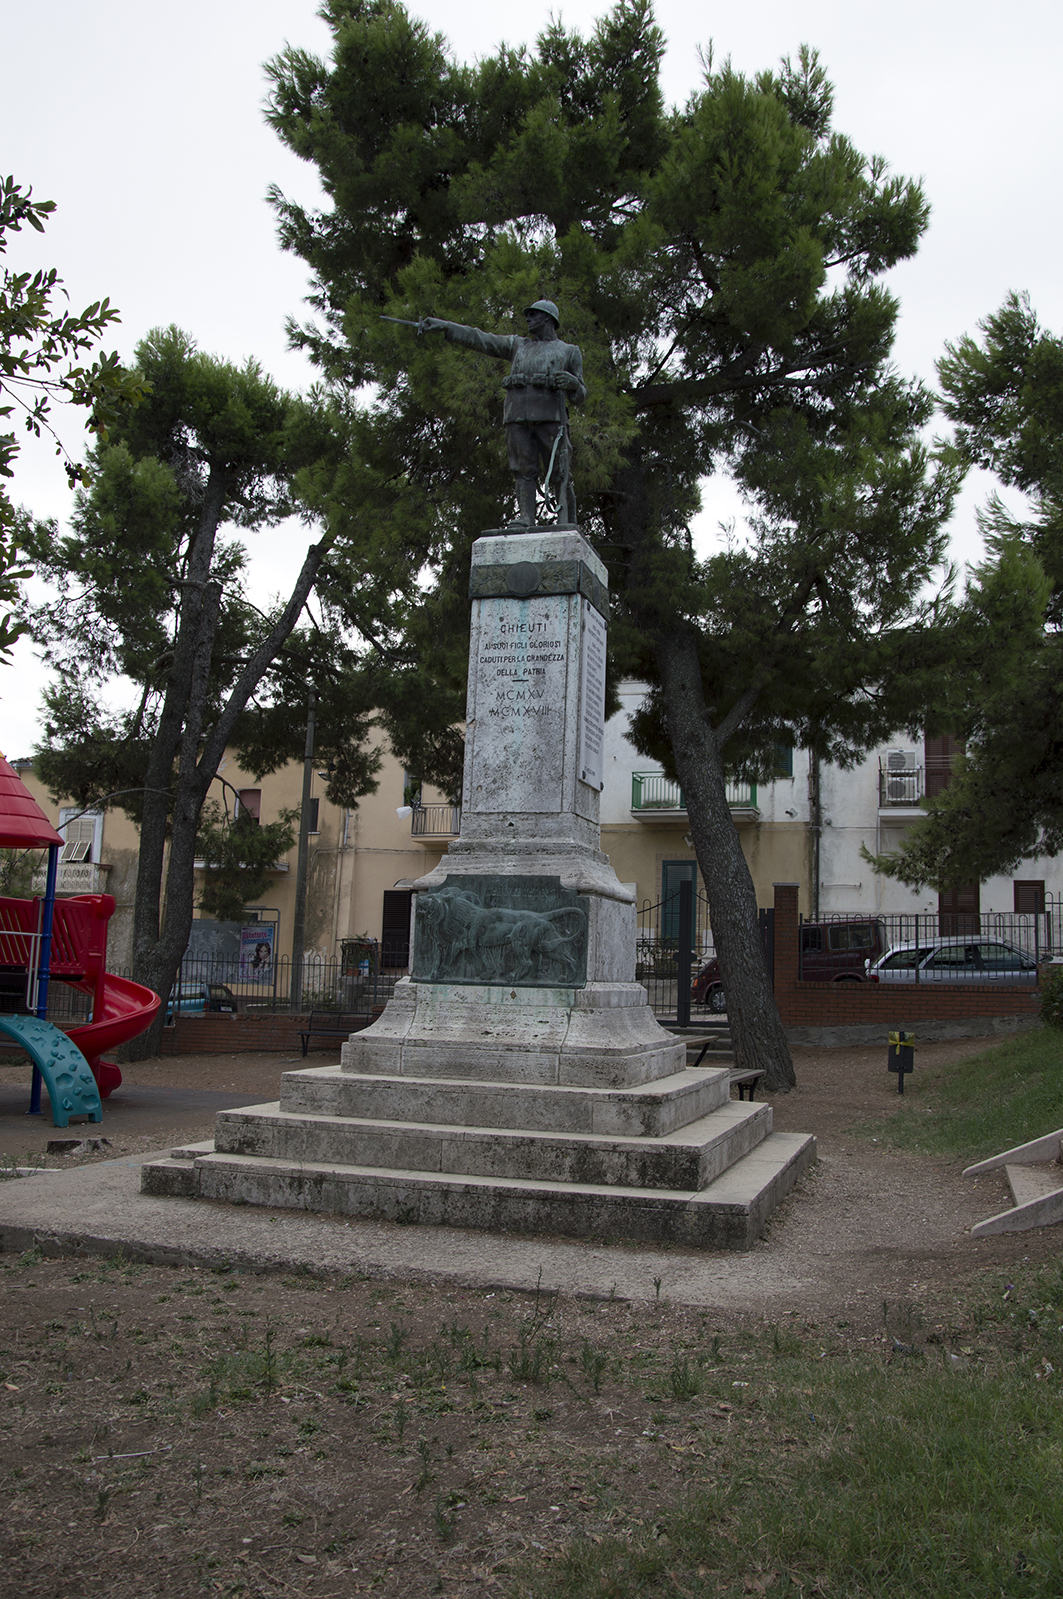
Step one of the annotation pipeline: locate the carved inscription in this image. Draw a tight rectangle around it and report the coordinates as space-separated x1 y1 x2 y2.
469 595 569 812
578 597 606 790
413 875 589 988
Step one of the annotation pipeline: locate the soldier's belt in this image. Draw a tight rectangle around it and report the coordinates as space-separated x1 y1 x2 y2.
502 375 562 389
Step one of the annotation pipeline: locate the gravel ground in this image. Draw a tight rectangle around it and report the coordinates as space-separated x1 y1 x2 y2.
0 1033 1057 1316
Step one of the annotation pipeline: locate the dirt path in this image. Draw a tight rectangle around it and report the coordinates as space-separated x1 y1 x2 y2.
1 1034 1056 1321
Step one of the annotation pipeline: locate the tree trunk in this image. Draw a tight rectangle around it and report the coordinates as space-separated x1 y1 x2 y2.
123 533 332 1059
654 628 796 1092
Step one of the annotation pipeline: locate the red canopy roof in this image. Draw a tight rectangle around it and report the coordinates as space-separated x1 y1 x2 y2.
0 755 64 849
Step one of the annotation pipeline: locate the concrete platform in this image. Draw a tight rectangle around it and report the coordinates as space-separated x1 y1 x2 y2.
140 1046 813 1251
142 1128 813 1250
206 1092 765 1188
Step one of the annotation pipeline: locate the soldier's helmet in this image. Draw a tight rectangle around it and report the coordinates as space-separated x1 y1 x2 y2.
524 299 561 328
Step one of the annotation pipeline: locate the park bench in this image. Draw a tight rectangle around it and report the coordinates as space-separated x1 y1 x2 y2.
729 1068 765 1101
298 1010 365 1057
676 1033 764 1097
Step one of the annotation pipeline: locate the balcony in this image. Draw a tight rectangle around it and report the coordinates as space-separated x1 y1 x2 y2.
878 762 924 808
630 772 758 824
410 803 462 839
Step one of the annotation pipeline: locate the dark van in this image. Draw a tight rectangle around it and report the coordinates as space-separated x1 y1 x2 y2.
691 917 886 1013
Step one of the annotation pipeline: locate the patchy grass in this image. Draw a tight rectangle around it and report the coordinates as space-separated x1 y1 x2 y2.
2 1250 1063 1596
522 1262 1063 1599
854 1025 1063 1161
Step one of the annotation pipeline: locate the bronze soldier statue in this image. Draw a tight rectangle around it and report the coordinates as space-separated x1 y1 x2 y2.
415 301 586 529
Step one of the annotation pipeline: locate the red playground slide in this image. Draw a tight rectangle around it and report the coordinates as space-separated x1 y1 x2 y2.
68 970 160 1097
0 892 159 1097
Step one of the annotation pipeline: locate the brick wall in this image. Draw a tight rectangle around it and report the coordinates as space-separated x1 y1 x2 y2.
771 882 1041 1028
160 1013 371 1055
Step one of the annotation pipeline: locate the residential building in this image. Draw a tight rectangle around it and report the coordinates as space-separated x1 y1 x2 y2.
7 695 1061 970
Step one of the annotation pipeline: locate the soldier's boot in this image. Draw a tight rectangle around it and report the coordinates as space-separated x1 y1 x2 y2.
507 476 538 530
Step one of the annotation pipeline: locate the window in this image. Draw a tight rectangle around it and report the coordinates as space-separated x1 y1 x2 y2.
772 743 794 779
977 942 1030 972
402 770 422 809
661 860 697 941
307 797 320 834
58 809 101 863
1014 880 1045 914
927 944 977 970
938 882 979 935
237 788 261 823
881 947 931 970
800 927 823 954
924 733 963 799
828 922 876 952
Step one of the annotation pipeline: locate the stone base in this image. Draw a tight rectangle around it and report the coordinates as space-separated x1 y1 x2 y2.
142 1131 815 1251
139 1051 816 1251
340 980 684 1088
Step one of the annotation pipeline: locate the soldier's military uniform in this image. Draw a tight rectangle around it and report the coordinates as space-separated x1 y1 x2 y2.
428 301 585 528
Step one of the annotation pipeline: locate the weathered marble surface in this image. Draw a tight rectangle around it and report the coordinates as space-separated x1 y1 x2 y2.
412 875 589 987
345 525 678 1081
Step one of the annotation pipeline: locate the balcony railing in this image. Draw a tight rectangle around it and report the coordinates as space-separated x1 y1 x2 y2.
410 803 462 837
878 764 924 807
630 772 757 813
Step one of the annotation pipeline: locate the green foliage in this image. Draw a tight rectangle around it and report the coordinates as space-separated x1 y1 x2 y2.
871 294 1063 889
0 847 39 898
195 804 298 922
0 176 144 660
1039 966 1063 1029
264 3 956 786
20 325 392 1023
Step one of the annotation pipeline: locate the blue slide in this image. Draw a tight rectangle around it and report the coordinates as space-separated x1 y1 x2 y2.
0 1015 103 1127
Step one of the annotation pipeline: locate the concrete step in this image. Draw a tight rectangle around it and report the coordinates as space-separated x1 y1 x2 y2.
140 1129 816 1251
277 1063 732 1138
208 1097 771 1191
1006 1162 1063 1208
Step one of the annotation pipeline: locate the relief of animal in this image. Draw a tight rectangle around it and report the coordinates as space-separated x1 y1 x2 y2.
415 887 586 983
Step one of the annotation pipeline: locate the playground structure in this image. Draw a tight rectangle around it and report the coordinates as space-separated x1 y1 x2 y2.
0 755 159 1126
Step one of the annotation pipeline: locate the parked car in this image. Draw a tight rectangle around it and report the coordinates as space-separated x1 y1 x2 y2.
165 981 237 1022
866 938 1041 984
692 917 886 1013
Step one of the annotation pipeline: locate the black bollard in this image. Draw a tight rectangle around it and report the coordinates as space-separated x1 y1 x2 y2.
887 1030 915 1094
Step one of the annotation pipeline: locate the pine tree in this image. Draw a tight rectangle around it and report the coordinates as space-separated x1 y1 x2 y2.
870 295 1063 890
264 2 958 1087
25 327 386 1049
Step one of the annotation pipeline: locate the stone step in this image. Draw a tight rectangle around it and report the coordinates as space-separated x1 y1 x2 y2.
140 1129 816 1251
277 1063 731 1138
207 1098 770 1191
1006 1162 1063 1208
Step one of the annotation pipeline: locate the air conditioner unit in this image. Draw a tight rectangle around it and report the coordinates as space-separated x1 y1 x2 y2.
886 749 916 771
887 777 910 801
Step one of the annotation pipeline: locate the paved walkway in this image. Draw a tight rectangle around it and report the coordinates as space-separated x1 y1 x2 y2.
0 1136 1015 1315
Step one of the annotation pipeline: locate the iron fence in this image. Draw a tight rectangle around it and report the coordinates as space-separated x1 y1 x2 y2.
166 954 404 1016
636 889 716 1023
803 910 1051 980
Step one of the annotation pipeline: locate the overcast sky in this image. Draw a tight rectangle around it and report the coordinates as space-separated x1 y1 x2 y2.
4 0 1061 759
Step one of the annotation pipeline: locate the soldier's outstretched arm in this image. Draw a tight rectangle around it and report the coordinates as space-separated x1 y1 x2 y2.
419 319 517 360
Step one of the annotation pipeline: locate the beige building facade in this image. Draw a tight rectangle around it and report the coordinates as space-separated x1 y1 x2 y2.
9 749 456 972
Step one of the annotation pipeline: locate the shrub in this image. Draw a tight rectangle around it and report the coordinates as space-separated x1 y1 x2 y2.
1039 964 1063 1028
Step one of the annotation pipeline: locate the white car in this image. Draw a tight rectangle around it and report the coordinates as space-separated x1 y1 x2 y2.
866 938 1040 984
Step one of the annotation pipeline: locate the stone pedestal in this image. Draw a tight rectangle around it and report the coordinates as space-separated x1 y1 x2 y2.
342 527 682 1084
142 526 814 1248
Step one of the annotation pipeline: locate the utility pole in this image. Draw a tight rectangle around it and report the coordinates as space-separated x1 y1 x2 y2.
289 688 316 1013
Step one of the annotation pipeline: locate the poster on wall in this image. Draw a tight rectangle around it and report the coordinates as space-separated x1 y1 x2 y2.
240 924 275 982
